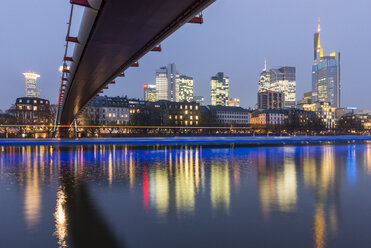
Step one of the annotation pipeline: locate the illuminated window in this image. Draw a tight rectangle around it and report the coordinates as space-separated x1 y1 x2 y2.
175 115 178 120
190 105 193 110
19 106 23 110
190 121 193 125
34 100 37 104
185 105 188 110
180 115 183 120
195 106 198 110
33 106 37 111
169 115 172 119
196 116 199 120
109 113 112 118
27 106 31 110
180 105 183 109
185 110 188 115
185 121 188 126
190 116 193 120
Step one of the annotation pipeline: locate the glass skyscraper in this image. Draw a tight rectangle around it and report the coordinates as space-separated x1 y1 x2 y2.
155 63 180 102
211 72 229 106
258 59 296 108
312 21 341 108
23 71 40 98
179 75 194 102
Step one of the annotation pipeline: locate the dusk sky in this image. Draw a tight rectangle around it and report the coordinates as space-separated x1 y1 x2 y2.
1 0 370 110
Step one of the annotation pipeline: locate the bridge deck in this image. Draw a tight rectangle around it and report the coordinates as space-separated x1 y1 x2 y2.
59 0 215 125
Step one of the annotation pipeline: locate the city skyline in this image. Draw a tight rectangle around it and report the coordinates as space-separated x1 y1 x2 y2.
1 0 370 111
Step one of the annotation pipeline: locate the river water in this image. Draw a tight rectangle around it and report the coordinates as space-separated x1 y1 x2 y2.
0 141 371 248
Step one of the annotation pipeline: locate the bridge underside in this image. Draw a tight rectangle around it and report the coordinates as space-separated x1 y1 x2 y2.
59 0 215 125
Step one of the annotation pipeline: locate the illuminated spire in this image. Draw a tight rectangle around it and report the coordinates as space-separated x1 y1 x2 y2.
264 57 267 71
317 18 321 49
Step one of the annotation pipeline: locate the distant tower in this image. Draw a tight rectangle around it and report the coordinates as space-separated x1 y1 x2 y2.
312 19 341 107
23 72 40 98
210 72 229 106
155 63 180 102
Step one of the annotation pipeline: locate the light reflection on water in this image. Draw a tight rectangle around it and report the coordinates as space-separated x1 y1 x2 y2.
0 142 371 247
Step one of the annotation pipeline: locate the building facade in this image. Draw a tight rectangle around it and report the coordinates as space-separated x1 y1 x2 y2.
258 91 285 110
155 63 180 102
179 75 194 102
312 22 341 108
211 72 229 106
143 84 156 102
129 100 200 126
81 96 130 126
23 72 40 98
302 101 336 129
250 110 286 126
208 106 250 125
16 97 51 124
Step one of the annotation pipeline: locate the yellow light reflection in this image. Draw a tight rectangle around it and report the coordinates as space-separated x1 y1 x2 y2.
313 204 326 248
24 147 41 229
155 168 169 216
210 164 230 213
54 187 68 248
175 150 195 213
276 155 297 212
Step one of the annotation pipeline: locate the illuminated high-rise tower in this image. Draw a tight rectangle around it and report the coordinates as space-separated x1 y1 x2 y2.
258 58 270 93
23 72 40 98
211 72 229 106
179 75 194 102
312 20 341 108
155 63 180 102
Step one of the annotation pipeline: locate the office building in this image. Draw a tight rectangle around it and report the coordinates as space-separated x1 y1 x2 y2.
23 72 40 98
179 75 194 102
312 21 341 108
258 61 296 108
258 91 285 110
211 72 229 106
258 58 270 93
144 84 156 102
156 63 180 102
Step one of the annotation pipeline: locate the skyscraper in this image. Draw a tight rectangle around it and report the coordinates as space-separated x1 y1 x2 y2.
269 66 296 107
23 71 40 98
211 72 229 106
179 75 194 102
258 58 270 93
144 84 156 102
312 20 341 108
155 63 180 102
258 60 296 108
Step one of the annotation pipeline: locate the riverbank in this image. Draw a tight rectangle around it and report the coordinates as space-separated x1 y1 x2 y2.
0 135 370 148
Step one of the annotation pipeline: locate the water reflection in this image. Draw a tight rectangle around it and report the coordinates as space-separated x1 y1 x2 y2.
0 142 370 248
